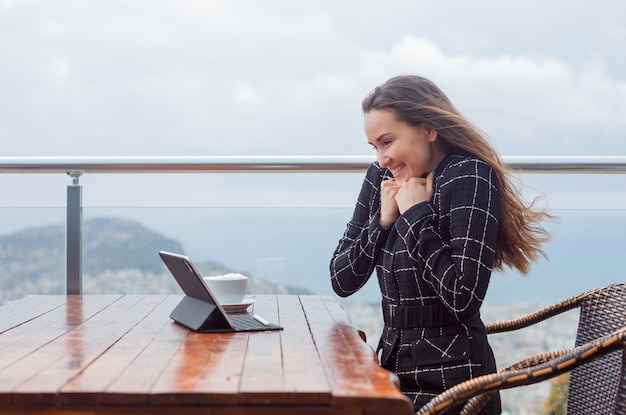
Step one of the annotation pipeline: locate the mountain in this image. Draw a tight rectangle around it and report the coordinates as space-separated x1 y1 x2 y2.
0 217 181 279
0 217 312 305
82 217 185 274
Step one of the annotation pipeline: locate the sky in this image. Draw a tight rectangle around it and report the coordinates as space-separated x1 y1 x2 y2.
1 0 626 210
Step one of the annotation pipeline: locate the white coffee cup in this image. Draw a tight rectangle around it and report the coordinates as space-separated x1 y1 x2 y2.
203 273 248 304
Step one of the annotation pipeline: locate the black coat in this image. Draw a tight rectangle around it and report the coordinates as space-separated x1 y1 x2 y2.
330 153 502 414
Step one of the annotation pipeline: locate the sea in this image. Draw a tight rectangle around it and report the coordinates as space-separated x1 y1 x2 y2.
2 204 624 306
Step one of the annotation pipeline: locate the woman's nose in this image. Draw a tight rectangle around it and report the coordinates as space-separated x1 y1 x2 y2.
377 150 389 168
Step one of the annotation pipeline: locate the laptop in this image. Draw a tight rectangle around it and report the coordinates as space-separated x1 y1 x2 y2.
159 251 282 333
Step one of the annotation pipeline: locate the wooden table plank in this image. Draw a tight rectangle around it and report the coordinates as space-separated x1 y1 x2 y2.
0 295 68 332
299 296 413 415
58 295 181 405
275 295 332 403
0 295 122 352
149 327 245 406
237 295 287 404
7 295 166 405
0 295 126 397
97 299 192 406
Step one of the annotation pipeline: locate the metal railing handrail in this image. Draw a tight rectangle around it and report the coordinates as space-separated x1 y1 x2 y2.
2 155 626 174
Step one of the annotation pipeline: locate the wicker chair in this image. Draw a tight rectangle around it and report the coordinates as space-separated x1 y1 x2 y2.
415 282 626 415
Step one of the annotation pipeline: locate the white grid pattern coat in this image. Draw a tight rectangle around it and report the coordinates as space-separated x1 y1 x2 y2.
330 153 502 414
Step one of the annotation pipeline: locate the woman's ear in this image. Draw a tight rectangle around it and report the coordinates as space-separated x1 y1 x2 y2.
424 125 438 142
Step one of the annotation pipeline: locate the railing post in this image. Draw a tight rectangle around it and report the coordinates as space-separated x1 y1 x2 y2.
66 171 83 295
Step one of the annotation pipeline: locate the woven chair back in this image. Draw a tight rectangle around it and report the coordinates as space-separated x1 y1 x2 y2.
567 283 626 414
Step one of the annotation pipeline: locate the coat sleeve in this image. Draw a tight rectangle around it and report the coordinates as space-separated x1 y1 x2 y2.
330 163 391 297
394 159 500 320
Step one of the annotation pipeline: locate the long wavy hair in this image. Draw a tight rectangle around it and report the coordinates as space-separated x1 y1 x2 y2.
362 74 551 274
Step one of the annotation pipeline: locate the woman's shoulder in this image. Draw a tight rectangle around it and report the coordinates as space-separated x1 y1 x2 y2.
439 153 494 178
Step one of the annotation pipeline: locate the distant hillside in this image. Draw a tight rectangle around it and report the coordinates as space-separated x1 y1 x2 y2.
0 216 182 276
0 217 312 305
82 217 185 273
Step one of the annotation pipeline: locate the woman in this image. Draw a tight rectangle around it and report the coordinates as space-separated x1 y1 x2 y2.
329 75 551 413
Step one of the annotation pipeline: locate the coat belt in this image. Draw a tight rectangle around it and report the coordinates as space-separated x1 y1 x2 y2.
382 303 461 328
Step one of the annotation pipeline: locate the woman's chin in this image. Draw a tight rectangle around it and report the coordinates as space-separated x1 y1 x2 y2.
395 173 416 184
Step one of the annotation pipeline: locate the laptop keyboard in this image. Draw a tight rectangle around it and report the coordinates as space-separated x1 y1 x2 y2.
230 314 275 331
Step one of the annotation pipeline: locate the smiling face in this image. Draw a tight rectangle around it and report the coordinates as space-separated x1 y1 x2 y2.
365 109 447 183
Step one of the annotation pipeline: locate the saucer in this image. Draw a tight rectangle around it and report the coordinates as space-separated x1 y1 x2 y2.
222 295 256 313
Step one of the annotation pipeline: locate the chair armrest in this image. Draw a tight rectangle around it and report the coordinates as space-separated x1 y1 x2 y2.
455 348 575 414
486 290 589 334
414 327 626 415
504 348 574 371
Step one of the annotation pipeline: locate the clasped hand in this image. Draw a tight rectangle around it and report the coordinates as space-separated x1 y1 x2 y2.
379 172 434 228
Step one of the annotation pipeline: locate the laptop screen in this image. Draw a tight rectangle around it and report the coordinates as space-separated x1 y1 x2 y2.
159 251 235 331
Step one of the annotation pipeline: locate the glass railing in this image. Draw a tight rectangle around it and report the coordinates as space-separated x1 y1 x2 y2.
3 155 626 298
2 156 625 302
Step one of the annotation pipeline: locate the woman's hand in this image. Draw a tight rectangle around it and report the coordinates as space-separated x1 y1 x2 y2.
396 171 435 214
379 178 400 228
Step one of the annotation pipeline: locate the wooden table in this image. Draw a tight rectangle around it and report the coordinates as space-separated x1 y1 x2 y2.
0 294 412 414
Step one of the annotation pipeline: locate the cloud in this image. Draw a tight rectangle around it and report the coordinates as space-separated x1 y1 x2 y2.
349 35 626 155
0 1 625 161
